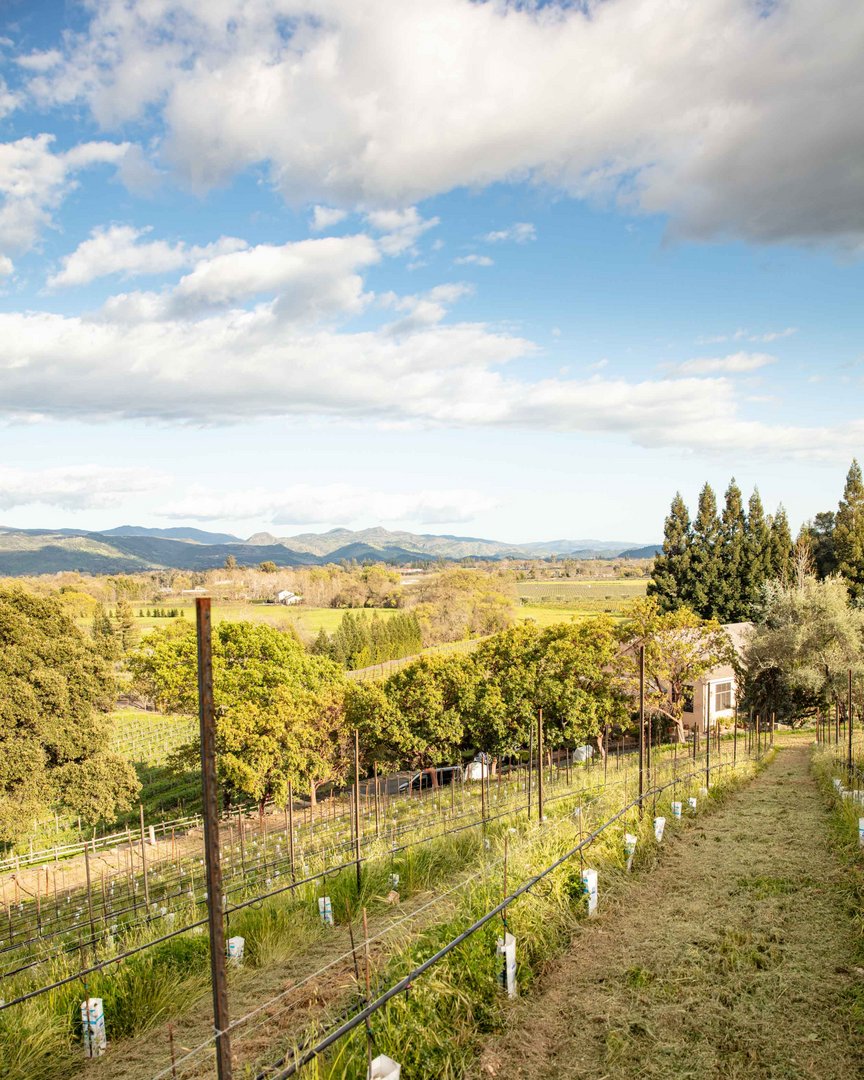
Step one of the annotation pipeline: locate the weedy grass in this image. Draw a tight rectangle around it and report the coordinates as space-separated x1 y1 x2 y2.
311 759 762 1079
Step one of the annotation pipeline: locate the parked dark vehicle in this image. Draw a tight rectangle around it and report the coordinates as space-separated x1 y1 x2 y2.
398 765 463 793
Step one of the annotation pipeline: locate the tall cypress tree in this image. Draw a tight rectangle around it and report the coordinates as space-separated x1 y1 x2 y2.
835 459 864 599
767 505 794 582
648 492 691 611
743 488 772 610
718 478 747 621
687 483 722 618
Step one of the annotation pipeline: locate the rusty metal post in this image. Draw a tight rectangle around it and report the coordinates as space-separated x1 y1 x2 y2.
527 723 533 820
537 708 544 822
288 782 295 882
733 702 738 766
848 669 854 782
196 597 232 1080
84 843 96 959
705 680 711 787
353 729 362 894
638 645 645 816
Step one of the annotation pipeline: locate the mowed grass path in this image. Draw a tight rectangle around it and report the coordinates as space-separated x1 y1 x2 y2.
476 743 863 1080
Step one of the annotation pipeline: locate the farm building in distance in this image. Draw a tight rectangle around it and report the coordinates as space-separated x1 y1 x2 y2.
276 589 303 605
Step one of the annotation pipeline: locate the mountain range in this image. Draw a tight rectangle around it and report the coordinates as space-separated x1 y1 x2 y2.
0 524 659 576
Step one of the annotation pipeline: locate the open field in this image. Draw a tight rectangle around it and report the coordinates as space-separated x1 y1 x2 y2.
104 603 403 637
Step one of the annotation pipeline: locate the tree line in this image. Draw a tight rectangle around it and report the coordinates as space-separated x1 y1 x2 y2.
129 601 731 813
310 610 424 670
649 479 793 622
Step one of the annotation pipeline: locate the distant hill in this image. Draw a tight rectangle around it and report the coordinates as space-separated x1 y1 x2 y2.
100 525 242 545
618 544 662 559
0 524 657 576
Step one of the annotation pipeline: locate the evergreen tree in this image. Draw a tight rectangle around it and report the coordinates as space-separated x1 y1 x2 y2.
687 483 722 618
767 505 794 582
834 459 864 600
647 492 691 611
91 602 117 659
743 488 772 611
114 599 139 654
804 511 838 579
718 478 747 621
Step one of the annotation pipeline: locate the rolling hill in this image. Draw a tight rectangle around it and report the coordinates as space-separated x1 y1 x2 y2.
0 524 658 576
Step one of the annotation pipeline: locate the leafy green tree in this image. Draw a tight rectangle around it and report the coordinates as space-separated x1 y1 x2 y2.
258 561 278 573
618 597 735 743
744 575 864 723
835 460 864 600
0 587 139 842
648 492 691 611
686 483 722 618
378 655 470 771
767 505 794 582
743 489 773 611
133 620 346 806
718 478 747 621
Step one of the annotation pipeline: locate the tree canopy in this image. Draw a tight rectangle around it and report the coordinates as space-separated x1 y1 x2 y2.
0 587 139 843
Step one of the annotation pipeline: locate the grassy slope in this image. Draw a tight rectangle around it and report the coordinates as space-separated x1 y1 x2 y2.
476 740 864 1080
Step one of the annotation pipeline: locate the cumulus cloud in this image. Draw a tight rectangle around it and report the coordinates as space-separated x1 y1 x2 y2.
0 464 163 511
0 255 12 276
454 254 494 267
365 207 439 256
669 352 777 376
0 134 131 254
310 205 348 231
25 0 864 247
97 234 380 321
161 483 497 526
48 225 247 287
483 223 536 244
0 291 859 460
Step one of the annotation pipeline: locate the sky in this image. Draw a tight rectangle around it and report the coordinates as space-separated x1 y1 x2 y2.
0 0 862 545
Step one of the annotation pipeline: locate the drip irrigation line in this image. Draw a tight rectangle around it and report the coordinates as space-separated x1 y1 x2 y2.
261 756 749 1080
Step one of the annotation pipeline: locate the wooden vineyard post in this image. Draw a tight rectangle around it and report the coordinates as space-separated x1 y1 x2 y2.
196 597 232 1080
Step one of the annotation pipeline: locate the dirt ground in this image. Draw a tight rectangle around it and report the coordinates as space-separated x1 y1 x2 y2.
475 744 864 1080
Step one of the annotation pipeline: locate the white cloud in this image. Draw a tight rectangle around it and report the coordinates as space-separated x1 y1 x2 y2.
161 483 497 526
98 234 380 322
670 351 777 376
0 464 163 511
310 205 348 231
0 77 19 119
0 134 131 254
454 254 494 267
0 255 12 277
697 327 798 345
379 281 472 333
0 291 860 461
30 0 864 247
48 225 247 287
365 207 439 256
483 223 536 244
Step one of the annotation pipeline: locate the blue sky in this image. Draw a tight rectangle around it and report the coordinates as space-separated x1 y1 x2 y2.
0 0 862 544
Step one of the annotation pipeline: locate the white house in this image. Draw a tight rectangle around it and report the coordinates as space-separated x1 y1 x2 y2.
276 590 303 605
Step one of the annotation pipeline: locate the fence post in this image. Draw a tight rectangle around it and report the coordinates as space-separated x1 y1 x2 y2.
196 597 232 1080
537 708 544 822
848 669 854 784
353 730 362 894
139 804 150 913
638 645 644 816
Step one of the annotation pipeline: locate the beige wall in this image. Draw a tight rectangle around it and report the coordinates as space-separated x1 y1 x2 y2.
682 663 738 731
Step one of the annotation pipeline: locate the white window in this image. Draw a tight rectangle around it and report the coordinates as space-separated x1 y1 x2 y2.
714 681 733 711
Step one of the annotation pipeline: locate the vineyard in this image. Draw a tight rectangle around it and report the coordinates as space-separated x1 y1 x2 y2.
0 714 767 1080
